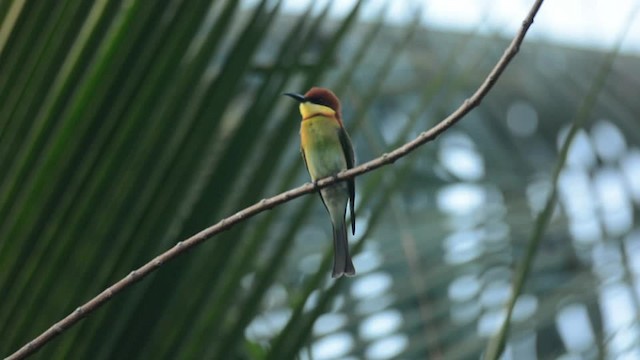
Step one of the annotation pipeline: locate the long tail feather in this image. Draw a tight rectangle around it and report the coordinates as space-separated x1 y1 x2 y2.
331 218 355 278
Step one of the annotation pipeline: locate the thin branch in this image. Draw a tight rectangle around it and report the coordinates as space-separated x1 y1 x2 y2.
6 1 544 359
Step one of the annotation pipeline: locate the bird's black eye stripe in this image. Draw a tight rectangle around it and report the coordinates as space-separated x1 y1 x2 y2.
307 97 328 107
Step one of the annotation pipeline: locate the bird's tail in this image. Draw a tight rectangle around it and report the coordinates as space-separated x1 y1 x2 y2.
331 217 355 278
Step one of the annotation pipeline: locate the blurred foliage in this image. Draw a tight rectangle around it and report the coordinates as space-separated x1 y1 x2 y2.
1 0 640 359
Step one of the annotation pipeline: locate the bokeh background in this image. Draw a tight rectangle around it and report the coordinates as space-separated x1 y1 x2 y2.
1 0 640 359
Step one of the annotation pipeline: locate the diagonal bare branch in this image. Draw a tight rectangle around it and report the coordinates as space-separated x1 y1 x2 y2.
6 1 544 359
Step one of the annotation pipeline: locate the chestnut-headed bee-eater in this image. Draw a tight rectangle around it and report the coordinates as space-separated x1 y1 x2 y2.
284 87 356 278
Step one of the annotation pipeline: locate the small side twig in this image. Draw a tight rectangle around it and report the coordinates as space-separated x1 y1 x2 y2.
6 1 544 359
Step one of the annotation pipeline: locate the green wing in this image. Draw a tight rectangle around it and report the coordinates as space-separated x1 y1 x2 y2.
338 127 356 235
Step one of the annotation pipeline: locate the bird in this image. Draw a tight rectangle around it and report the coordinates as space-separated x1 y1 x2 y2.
284 87 356 278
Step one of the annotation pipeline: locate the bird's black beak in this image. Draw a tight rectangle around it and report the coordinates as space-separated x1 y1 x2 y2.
283 93 306 102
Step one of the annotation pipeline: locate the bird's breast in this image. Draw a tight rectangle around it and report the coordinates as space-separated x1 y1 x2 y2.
300 116 347 180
